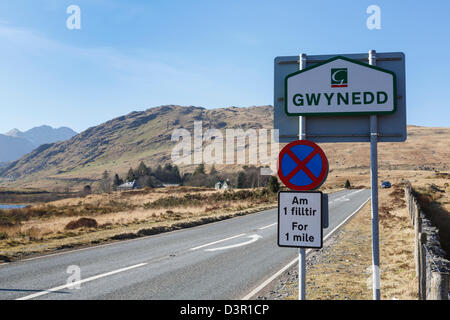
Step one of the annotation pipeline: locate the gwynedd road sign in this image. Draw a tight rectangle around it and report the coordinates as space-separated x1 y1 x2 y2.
278 140 328 191
285 56 396 116
273 52 406 143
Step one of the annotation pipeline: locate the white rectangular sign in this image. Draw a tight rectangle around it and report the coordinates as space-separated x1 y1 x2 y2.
278 191 323 248
285 56 396 116
274 52 406 143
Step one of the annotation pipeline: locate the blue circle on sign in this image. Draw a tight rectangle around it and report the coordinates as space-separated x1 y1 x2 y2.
278 140 328 191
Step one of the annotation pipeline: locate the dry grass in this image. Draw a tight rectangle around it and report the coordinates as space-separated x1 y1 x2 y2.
0 186 278 261
281 182 418 300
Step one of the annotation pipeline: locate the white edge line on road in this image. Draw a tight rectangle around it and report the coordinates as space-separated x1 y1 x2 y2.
16 262 147 300
189 233 246 251
259 223 277 230
241 194 371 300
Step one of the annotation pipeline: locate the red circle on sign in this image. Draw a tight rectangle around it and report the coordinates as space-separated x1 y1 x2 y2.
277 140 328 191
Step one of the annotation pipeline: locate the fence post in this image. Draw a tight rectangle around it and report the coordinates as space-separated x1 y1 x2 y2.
419 233 427 300
414 207 421 278
429 272 449 300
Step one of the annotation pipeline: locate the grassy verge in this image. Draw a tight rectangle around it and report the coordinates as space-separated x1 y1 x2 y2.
0 187 278 262
279 183 417 300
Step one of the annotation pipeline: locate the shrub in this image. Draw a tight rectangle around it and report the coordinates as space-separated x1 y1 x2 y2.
65 217 98 230
268 176 280 193
345 180 351 189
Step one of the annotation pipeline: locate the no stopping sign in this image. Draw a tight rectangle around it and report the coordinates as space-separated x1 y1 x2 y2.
277 140 328 191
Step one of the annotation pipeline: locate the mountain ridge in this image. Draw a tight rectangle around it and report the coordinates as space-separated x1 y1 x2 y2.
1 105 448 191
0 105 273 187
5 125 77 147
0 125 77 164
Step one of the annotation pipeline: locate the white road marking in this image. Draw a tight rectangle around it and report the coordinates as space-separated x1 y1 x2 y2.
328 189 363 204
205 234 262 252
189 233 246 251
259 223 277 230
16 262 147 300
241 193 371 300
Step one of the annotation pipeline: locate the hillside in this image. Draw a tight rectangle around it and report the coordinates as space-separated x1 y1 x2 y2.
0 105 273 189
0 104 448 190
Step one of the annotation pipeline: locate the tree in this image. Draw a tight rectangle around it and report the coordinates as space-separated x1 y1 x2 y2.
126 168 136 182
154 165 163 181
99 170 111 193
268 176 280 193
193 163 205 176
113 174 123 189
209 165 218 176
345 179 351 189
237 171 246 189
82 185 92 196
136 161 150 177
171 165 181 183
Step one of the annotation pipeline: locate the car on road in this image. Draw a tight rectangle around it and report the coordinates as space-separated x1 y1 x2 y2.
381 181 392 188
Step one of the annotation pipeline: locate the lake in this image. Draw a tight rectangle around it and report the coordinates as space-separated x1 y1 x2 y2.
0 204 27 210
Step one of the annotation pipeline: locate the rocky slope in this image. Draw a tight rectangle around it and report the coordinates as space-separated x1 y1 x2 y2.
0 105 273 188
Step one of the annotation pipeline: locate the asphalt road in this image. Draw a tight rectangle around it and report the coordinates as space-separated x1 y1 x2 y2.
0 188 370 300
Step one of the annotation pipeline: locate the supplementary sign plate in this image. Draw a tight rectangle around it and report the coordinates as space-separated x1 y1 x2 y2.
278 191 323 248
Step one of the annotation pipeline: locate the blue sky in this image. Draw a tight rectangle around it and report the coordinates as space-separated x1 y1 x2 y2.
0 0 449 133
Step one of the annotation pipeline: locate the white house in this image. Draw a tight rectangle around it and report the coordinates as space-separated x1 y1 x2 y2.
117 180 141 190
215 180 230 190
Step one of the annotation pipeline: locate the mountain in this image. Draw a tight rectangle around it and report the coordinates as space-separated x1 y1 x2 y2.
0 105 273 187
5 125 77 147
0 134 35 162
1 105 448 190
1 125 77 163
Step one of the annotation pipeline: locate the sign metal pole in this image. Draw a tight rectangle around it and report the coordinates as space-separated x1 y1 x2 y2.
369 49 381 300
298 52 307 300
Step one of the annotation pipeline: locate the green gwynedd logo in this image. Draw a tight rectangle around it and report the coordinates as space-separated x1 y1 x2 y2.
331 68 348 87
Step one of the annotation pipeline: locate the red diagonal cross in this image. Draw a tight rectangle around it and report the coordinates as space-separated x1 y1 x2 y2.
284 149 319 182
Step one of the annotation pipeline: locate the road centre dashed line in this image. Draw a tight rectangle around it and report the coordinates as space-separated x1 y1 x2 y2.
189 233 247 251
259 223 277 230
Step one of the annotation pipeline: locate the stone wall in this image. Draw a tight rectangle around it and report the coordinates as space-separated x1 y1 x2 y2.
405 182 450 300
